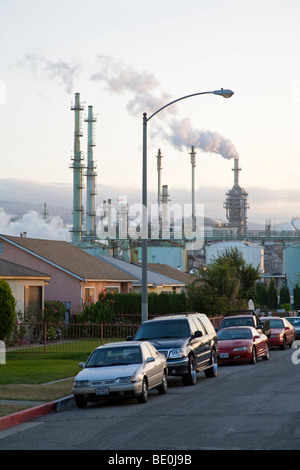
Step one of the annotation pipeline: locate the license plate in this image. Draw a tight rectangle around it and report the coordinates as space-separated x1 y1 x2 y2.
96 387 109 396
220 353 229 358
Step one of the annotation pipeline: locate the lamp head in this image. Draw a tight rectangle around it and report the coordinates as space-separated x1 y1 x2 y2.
213 88 234 98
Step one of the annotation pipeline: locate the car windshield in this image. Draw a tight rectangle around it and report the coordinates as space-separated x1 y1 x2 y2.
135 319 190 340
269 319 284 328
85 346 142 368
217 328 252 340
286 318 300 326
221 317 254 328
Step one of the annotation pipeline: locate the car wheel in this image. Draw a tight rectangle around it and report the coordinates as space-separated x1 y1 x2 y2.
250 347 257 364
74 396 88 409
137 378 148 403
182 355 197 386
280 337 286 350
262 343 270 360
157 370 168 394
204 350 218 378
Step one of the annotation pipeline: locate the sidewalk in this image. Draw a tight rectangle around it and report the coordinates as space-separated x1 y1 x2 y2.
0 395 75 432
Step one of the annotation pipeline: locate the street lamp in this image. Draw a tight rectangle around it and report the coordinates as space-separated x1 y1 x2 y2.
141 88 234 323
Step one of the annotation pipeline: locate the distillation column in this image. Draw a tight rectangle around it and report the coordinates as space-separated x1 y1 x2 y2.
85 105 97 240
189 146 196 231
70 92 85 244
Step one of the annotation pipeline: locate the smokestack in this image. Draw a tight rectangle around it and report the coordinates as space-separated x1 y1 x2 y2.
156 149 163 208
85 105 97 240
161 185 170 239
189 146 196 231
70 92 84 244
233 157 241 187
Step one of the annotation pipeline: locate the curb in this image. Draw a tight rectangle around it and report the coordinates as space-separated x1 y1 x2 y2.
0 395 75 432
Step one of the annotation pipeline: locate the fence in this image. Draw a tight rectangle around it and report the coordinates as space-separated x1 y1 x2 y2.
7 322 140 354
6 315 223 354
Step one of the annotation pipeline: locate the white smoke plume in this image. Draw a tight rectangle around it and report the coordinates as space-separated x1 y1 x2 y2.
0 208 71 241
91 55 159 94
90 55 238 159
165 117 239 160
16 52 81 94
91 54 177 117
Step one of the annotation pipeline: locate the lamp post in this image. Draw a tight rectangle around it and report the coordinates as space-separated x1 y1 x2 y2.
141 88 234 323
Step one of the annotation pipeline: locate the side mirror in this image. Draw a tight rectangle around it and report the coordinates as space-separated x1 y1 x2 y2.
146 357 155 363
78 362 85 369
253 335 260 341
194 330 203 338
126 336 133 341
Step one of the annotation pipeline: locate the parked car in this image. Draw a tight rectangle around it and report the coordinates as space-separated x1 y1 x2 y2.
216 310 271 338
285 317 300 340
260 317 295 349
73 341 168 408
217 326 270 364
128 313 218 385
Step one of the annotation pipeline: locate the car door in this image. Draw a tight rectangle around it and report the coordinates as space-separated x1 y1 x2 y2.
189 318 211 369
253 329 267 357
142 343 162 388
283 319 294 344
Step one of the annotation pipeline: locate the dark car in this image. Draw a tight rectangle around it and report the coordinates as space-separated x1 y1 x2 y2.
127 313 218 386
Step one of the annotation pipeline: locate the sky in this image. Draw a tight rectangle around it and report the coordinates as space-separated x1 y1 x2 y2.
1 0 300 233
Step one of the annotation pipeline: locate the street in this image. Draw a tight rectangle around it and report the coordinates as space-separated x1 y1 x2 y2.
1 345 300 451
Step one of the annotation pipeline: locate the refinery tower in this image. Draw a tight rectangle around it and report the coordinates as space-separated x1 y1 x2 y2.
223 158 249 234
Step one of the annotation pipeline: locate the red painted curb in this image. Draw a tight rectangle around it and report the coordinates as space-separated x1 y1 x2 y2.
0 402 56 431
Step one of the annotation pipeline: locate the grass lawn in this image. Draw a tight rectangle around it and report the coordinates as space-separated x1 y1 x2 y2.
0 338 126 417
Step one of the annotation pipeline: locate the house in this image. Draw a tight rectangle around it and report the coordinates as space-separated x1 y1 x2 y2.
146 263 197 289
0 258 51 315
97 255 187 293
0 234 137 315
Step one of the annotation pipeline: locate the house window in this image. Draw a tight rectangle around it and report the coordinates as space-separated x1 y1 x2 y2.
84 287 95 304
24 286 42 312
105 286 120 294
0 243 3 254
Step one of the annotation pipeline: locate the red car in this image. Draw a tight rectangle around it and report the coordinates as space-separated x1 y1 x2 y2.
217 326 270 364
260 317 295 349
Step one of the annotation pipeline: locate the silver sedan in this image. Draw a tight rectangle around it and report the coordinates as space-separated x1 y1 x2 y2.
73 341 168 408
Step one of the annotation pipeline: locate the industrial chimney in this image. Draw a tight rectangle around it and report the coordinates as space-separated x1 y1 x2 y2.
84 105 97 240
189 146 196 231
70 92 85 244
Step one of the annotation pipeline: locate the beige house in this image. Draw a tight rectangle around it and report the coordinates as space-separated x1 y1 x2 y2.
0 234 137 315
0 258 51 314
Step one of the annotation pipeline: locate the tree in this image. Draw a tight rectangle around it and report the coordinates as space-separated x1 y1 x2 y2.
293 284 300 310
255 282 268 308
0 280 16 340
279 285 290 307
187 247 260 315
204 248 260 300
267 278 278 309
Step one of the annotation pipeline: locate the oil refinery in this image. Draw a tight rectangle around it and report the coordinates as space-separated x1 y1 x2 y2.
67 93 300 291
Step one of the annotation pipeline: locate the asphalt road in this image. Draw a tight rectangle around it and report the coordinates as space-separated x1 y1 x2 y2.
1 345 300 451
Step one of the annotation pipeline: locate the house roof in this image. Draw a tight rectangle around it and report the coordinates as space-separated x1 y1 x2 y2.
97 255 186 287
146 263 197 285
0 235 137 282
0 258 51 279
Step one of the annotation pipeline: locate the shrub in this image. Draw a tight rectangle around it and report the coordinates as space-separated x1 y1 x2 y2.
0 280 16 341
